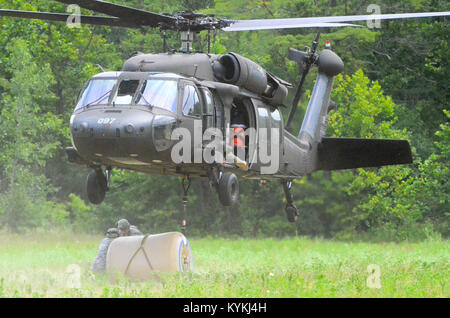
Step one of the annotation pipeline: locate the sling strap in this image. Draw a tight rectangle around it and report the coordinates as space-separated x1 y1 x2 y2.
124 234 154 276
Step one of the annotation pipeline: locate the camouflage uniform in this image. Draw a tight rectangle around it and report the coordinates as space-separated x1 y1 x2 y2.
117 219 142 236
91 220 143 274
129 225 143 236
91 228 119 274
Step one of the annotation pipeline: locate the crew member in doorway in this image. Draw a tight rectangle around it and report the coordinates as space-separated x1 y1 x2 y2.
230 105 249 171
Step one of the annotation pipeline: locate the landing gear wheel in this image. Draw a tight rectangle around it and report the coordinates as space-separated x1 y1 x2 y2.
86 170 107 205
218 172 239 206
285 204 299 223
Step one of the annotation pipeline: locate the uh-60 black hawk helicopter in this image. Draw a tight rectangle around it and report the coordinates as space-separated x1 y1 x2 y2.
1 1 448 224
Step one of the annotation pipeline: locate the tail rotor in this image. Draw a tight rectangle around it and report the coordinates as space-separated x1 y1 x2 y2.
286 32 321 129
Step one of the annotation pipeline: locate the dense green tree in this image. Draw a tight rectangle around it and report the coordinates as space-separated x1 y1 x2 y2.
0 38 66 231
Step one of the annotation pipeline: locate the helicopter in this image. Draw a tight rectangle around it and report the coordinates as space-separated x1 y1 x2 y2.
0 1 448 224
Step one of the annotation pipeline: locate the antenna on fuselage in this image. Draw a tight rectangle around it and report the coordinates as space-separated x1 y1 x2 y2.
95 64 105 72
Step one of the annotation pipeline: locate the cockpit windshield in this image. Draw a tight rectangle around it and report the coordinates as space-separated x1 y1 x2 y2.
75 76 179 113
137 80 178 112
75 79 116 110
115 80 140 105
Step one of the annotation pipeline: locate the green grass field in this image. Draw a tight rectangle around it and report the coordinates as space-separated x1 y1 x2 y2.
0 231 448 297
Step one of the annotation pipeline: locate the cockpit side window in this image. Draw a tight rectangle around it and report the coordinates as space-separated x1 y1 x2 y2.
76 79 116 110
113 80 140 105
201 88 215 129
137 80 178 112
182 84 201 117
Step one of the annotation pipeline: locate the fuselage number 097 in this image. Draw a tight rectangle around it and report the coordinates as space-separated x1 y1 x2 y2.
98 118 116 124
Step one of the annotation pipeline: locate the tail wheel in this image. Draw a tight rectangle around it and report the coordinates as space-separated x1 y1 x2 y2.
218 172 239 206
86 170 107 205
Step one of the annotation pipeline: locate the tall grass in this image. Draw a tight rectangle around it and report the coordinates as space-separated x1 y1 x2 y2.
0 230 448 297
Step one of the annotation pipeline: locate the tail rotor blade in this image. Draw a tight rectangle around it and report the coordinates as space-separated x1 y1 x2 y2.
286 32 321 129
286 67 310 129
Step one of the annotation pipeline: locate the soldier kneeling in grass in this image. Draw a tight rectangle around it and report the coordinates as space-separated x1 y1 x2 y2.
117 219 142 237
91 219 143 274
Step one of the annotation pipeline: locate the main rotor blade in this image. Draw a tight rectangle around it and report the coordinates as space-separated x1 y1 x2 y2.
54 0 176 27
224 22 361 31
223 11 450 31
0 9 141 28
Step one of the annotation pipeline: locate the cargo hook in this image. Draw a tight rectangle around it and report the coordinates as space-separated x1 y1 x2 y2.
181 175 192 234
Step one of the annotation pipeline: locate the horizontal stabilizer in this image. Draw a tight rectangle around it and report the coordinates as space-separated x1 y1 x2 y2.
317 137 412 171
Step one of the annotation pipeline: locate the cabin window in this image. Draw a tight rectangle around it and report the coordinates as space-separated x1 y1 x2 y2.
76 79 117 110
270 108 283 143
257 106 269 119
201 88 215 128
137 80 178 112
114 80 140 105
182 85 202 117
257 105 270 141
213 92 224 133
271 108 282 122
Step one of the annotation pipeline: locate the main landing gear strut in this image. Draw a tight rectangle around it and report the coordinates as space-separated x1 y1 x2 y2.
86 166 111 205
179 169 240 235
283 180 299 223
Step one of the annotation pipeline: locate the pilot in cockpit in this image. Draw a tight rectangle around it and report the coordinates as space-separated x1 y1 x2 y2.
114 79 140 105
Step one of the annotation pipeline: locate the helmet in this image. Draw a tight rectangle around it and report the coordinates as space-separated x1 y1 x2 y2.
106 228 120 239
117 219 130 235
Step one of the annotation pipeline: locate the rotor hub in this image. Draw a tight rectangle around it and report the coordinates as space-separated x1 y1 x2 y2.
160 11 232 32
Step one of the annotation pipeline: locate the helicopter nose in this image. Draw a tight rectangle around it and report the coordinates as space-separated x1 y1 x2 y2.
70 109 177 164
152 115 177 152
